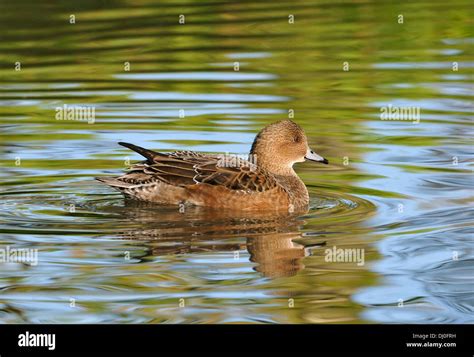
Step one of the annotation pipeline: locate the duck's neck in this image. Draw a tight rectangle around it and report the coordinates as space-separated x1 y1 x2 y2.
255 159 309 207
249 150 298 177
274 172 309 208
261 162 298 177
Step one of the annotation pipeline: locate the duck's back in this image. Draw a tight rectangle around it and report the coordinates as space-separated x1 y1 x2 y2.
96 144 294 211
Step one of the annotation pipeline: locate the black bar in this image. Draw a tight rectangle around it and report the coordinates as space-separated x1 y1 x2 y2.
0 324 471 355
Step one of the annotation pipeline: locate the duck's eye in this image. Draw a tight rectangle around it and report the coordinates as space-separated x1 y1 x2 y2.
293 136 300 143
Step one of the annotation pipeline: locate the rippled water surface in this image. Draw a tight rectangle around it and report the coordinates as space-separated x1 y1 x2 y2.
0 0 473 323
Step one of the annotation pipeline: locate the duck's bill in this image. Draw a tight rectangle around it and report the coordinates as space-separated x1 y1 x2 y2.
305 149 329 164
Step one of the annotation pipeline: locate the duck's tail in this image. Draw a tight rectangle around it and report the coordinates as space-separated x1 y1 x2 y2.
118 142 159 163
96 142 161 190
95 176 133 189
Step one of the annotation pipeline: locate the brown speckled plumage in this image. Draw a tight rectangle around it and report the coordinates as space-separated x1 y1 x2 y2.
96 120 328 211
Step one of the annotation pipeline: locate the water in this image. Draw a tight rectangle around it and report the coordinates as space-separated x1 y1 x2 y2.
0 0 473 323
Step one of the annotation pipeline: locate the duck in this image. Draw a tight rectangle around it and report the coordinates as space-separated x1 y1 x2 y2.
96 120 328 211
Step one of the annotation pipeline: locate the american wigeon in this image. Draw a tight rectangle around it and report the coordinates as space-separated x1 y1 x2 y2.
96 120 328 211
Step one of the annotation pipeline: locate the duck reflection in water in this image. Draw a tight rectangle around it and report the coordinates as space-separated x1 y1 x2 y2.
111 200 326 278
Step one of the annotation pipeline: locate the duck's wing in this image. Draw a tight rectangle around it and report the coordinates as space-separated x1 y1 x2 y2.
191 155 278 193
111 142 279 192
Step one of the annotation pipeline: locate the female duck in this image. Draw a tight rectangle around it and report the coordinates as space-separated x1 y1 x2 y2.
96 120 328 211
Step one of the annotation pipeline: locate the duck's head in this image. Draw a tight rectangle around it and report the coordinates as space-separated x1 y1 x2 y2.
249 120 328 175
